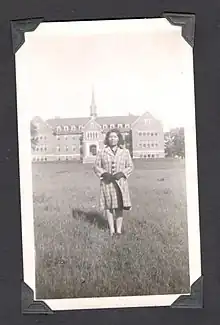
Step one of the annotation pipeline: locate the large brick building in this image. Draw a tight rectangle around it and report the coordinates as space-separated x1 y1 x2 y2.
31 91 165 163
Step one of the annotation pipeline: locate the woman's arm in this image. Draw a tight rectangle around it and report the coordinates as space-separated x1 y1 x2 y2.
93 150 108 178
122 149 134 178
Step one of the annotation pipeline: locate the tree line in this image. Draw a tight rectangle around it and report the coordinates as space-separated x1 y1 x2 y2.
30 122 38 149
164 127 185 158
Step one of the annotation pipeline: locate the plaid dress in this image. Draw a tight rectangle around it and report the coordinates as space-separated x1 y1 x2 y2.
93 146 134 211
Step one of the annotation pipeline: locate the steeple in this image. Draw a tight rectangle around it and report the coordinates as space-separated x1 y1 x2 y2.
90 87 97 118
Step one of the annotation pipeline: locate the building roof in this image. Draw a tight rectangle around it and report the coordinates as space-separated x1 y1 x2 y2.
31 116 53 131
46 117 90 127
96 115 138 125
46 115 139 128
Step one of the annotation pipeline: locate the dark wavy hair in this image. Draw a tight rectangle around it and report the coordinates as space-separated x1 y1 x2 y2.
104 128 124 147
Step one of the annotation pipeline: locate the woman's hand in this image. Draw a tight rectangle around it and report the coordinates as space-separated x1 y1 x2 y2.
101 172 114 183
113 172 126 180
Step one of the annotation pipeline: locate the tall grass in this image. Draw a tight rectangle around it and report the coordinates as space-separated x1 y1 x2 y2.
33 159 190 299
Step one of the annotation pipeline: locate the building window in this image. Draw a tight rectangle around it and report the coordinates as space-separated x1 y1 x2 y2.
151 132 154 136
56 146 60 152
103 124 107 129
143 143 146 147
144 154 146 158
125 124 130 128
64 135 68 140
117 124 122 128
147 132 150 136
72 136 75 140
155 132 158 136
91 132 96 139
139 143 142 147
152 154 155 158
143 132 146 136
151 143 154 147
65 145 68 151
78 125 82 130
148 154 151 158
64 126 69 131
44 146 47 151
56 126 61 132
110 124 115 129
40 136 43 140
56 135 60 140
71 125 76 131
139 132 142 136
72 145 76 151
144 119 151 125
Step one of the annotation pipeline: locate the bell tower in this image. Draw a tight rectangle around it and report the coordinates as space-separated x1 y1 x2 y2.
90 87 97 118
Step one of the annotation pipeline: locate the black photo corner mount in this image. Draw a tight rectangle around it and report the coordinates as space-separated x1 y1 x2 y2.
10 18 44 54
21 281 53 314
10 14 196 53
163 12 201 309
170 276 203 308
163 13 195 47
12 17 52 315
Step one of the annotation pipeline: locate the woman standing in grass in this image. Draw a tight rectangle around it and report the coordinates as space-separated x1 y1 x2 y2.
93 128 134 236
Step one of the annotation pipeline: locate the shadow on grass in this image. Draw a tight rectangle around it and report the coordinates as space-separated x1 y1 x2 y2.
72 208 108 229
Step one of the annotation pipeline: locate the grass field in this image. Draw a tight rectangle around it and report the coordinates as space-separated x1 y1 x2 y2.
32 158 190 299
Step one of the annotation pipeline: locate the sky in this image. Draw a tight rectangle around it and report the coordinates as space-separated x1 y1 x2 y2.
15 18 196 131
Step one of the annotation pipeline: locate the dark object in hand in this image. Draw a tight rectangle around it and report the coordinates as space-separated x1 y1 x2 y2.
113 172 126 180
101 172 113 183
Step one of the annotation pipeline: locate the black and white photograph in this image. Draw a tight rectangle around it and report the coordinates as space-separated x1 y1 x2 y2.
15 18 201 310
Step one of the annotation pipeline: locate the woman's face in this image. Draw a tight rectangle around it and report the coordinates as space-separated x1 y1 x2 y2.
108 132 119 146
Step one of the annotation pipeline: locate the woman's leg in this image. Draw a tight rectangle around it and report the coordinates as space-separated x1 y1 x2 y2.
115 208 123 234
105 209 115 235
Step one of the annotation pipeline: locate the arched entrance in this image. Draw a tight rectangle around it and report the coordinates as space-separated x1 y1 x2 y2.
90 144 97 156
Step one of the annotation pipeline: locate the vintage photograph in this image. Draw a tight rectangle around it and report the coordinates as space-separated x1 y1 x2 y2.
15 18 201 310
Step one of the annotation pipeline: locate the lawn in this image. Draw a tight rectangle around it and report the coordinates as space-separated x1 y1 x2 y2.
32 158 190 299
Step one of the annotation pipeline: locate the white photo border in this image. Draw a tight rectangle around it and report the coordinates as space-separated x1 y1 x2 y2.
14 17 201 311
